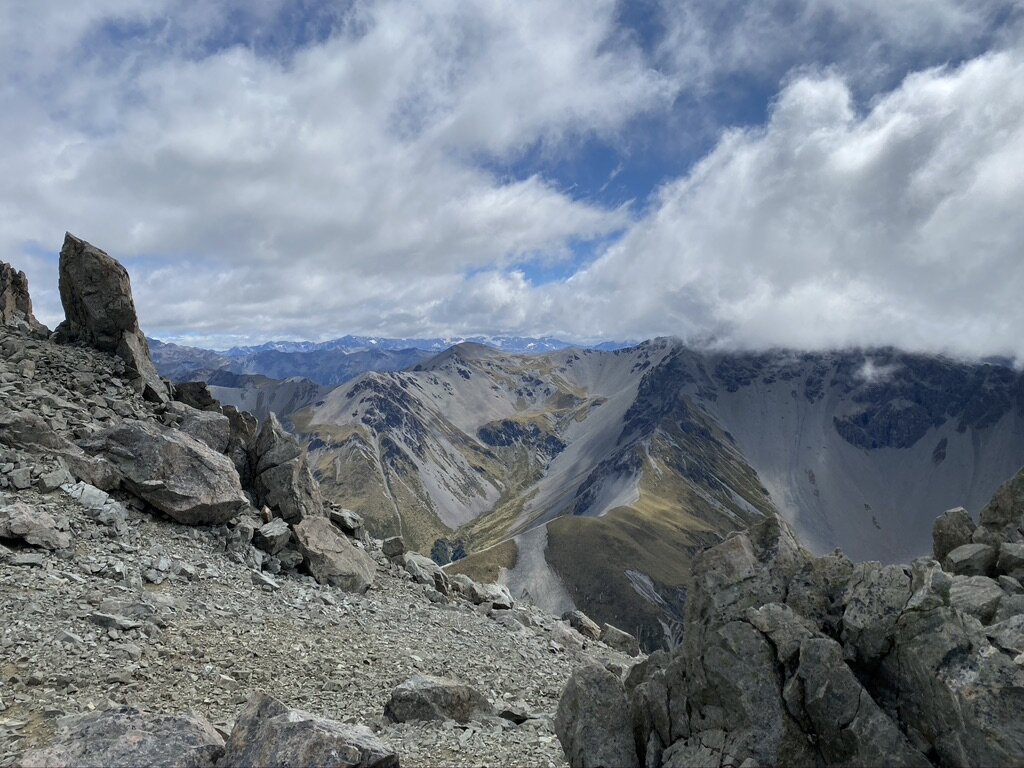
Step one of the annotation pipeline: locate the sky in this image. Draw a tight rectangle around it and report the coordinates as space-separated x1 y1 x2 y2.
2 0 1023 356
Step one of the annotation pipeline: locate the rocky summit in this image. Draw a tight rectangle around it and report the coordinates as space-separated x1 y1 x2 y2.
0 239 638 767
2 235 1024 768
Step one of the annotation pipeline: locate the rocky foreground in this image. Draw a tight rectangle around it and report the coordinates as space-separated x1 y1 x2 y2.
0 237 637 767
554 482 1024 767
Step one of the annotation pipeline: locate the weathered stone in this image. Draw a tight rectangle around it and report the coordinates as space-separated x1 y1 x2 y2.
450 573 514 608
173 406 231 453
54 233 167 402
980 465 1024 538
253 518 290 555
20 706 224 768
884 604 1024 766
254 413 303 474
382 536 406 559
384 674 493 724
555 663 639 768
81 420 250 525
600 623 641 657
0 260 46 333
998 541 1024 580
785 637 929 767
932 506 976 562
255 457 324 523
943 542 998 577
294 516 375 593
173 381 220 412
841 562 911 663
563 610 602 641
222 691 397 767
402 552 450 595
985 614 1024 655
949 575 1004 624
0 501 70 550
329 507 364 536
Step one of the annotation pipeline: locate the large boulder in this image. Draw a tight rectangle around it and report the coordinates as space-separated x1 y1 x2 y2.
221 692 397 767
252 414 323 522
932 506 976 562
402 552 450 594
943 542 998 576
555 663 638 768
841 562 911 664
980 465 1024 539
81 420 250 525
384 674 493 724
54 233 167 402
20 706 224 768
563 610 601 641
784 638 929 767
0 260 46 334
0 501 70 550
293 516 375 593
599 623 641 657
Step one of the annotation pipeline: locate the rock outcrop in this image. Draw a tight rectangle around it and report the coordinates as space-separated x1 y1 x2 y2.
557 491 1024 768
54 233 167 402
0 261 46 335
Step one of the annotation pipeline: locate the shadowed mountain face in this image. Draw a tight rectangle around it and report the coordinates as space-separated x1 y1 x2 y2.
288 339 1024 647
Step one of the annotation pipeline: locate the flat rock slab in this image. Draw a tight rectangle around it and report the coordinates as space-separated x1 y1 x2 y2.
20 706 224 768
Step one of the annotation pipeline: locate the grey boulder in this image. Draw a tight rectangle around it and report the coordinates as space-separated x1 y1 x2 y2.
0 260 46 333
54 233 167 402
0 501 70 550
20 706 224 768
563 610 602 641
294 516 375 592
932 506 976 562
402 552 450 594
943 542 998 576
384 674 493 724
555 662 638 768
222 692 397 767
600 623 641 657
253 518 291 556
81 420 250 525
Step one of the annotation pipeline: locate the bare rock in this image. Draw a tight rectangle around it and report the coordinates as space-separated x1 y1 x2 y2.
222 691 397 767
173 381 221 411
20 706 224 768
81 419 250 525
0 500 70 550
253 518 291 555
555 662 638 768
384 674 493 724
932 506 976 562
294 516 375 593
382 536 406 559
998 542 1024 581
563 610 602 641
54 233 168 402
252 414 323 522
0 260 46 334
600 623 640 657
944 542 998 577
949 575 1004 624
402 552 450 595
841 562 911 663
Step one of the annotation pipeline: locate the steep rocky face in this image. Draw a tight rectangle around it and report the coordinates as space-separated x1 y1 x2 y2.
0 261 46 335
54 233 167 403
556 486 1024 768
295 339 1024 649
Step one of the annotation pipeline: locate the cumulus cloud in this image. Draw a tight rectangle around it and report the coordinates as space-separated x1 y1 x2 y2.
542 48 1024 357
1 1 1021 359
0 0 667 338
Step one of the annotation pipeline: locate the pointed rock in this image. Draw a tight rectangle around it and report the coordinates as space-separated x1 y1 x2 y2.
54 233 167 402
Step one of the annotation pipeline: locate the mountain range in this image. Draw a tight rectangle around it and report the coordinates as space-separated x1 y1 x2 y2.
199 337 1024 648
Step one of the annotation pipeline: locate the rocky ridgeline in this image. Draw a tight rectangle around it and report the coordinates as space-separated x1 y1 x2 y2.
554 476 1024 767
1 236 641 766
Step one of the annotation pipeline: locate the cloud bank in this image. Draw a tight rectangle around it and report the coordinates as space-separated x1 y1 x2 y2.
1 0 1022 358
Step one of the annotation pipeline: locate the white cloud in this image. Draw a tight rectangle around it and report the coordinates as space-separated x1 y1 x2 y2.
0 0 667 337
541 48 1024 357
